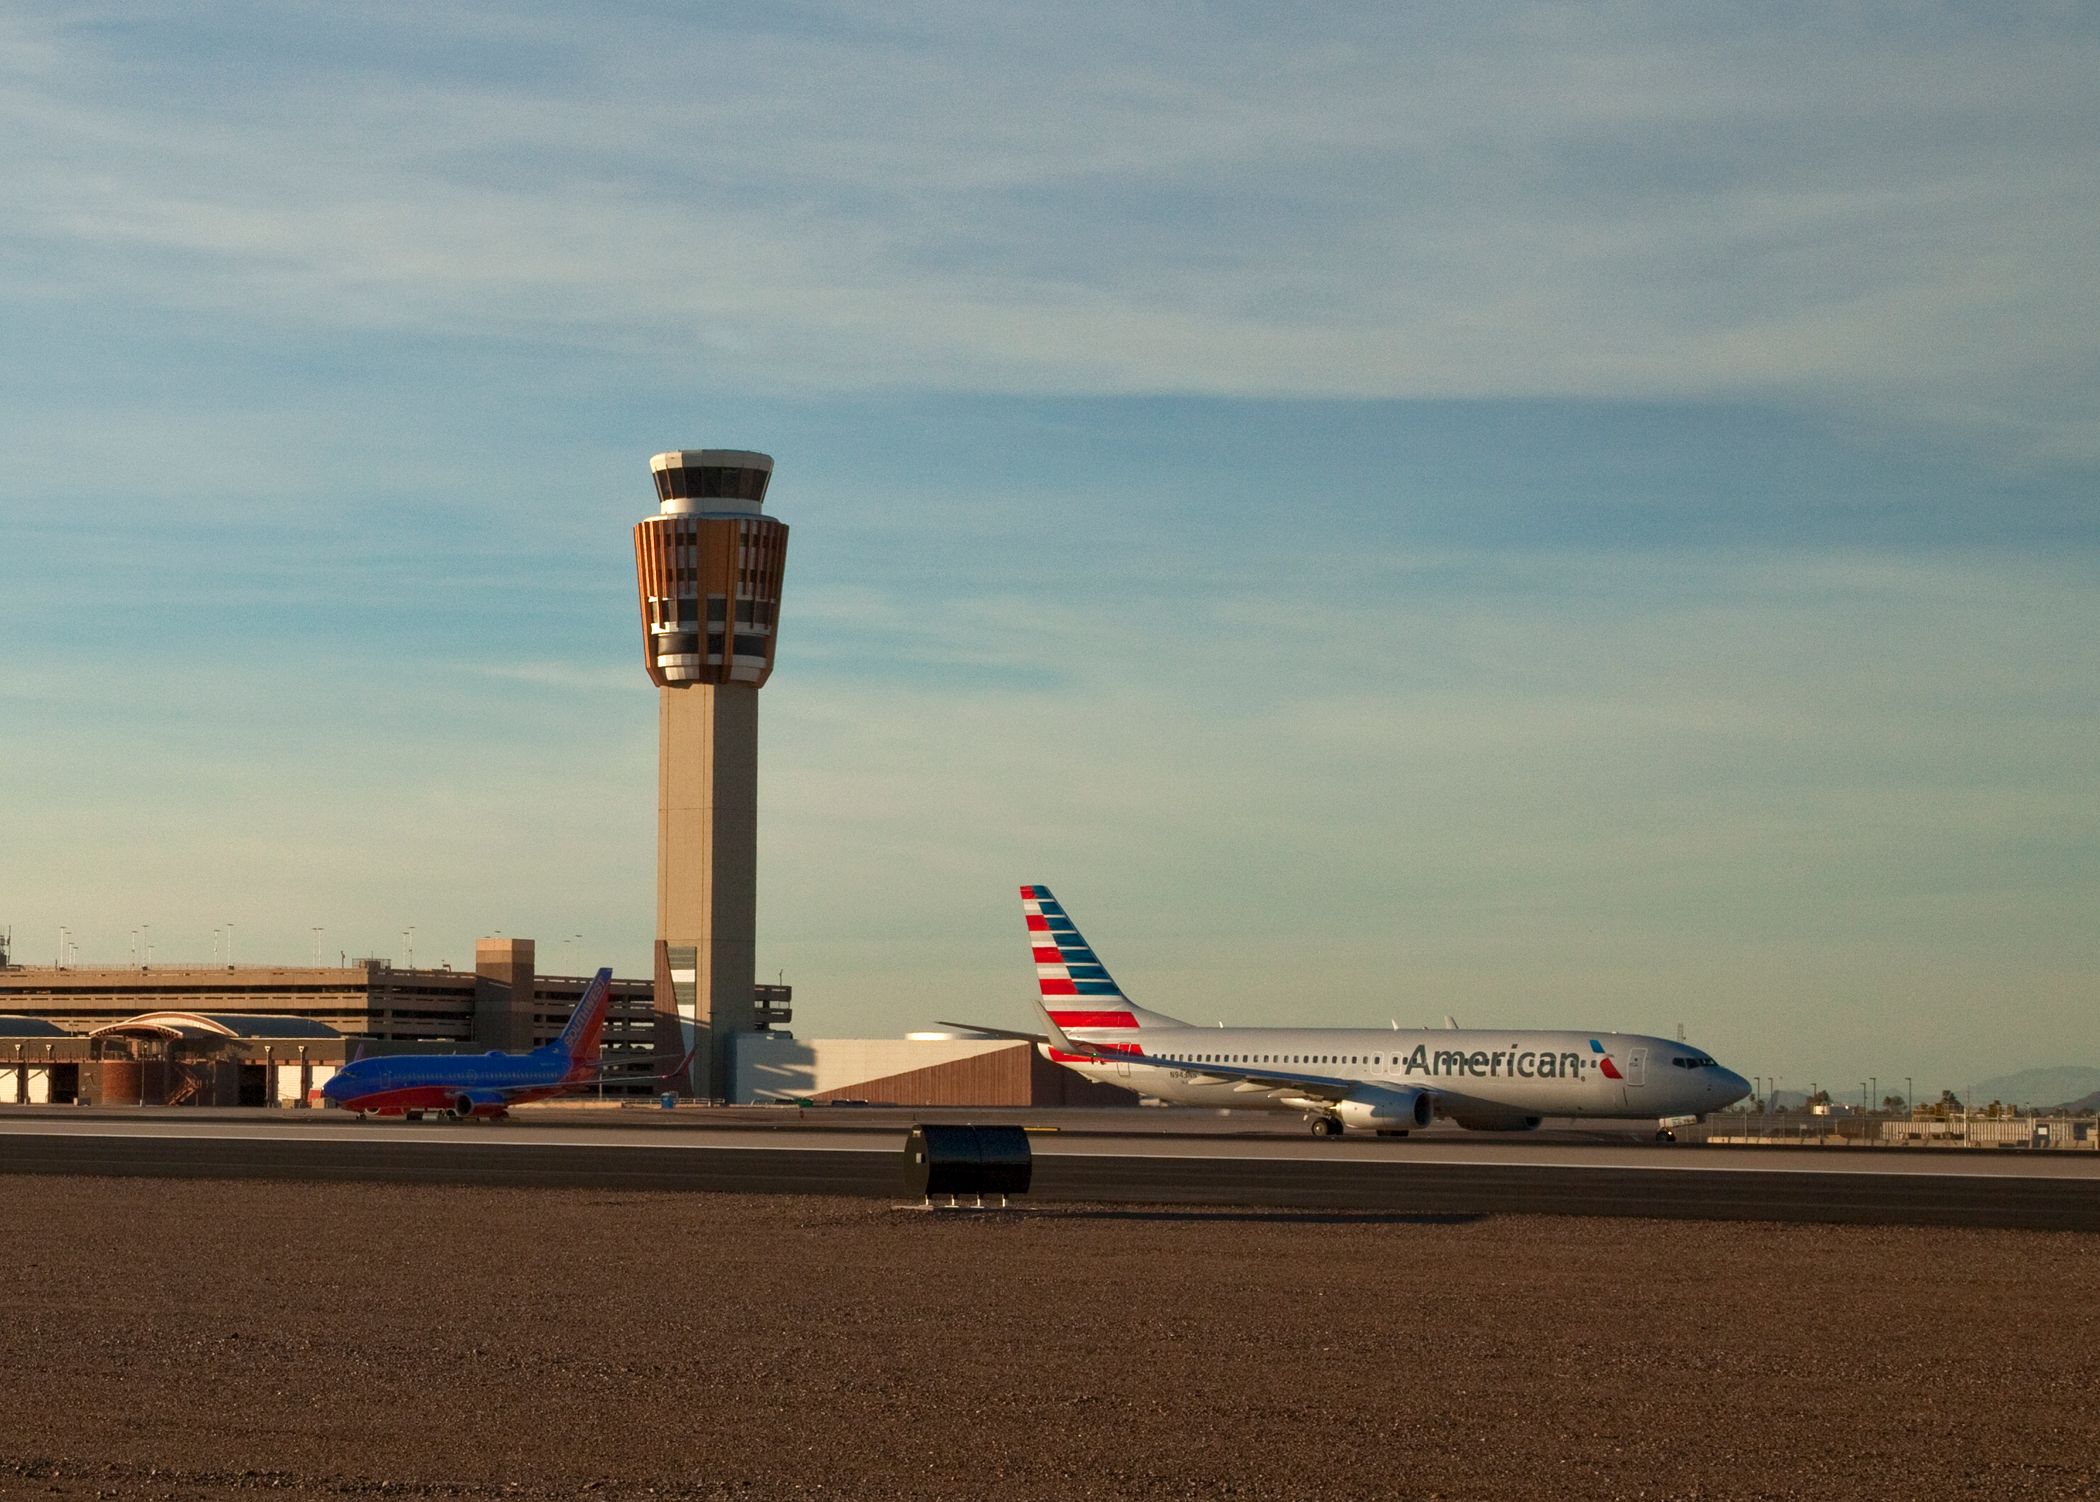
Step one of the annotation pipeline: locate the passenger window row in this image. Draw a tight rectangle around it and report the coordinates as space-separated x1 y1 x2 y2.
1185 1054 1388 1068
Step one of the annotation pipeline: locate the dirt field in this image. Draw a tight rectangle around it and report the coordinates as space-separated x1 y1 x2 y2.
0 1178 2094 1500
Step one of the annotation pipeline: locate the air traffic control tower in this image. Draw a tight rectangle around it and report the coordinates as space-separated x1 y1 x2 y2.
632 449 789 1098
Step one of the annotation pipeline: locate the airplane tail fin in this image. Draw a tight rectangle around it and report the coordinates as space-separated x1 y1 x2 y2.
1020 884 1187 1041
555 967 613 1069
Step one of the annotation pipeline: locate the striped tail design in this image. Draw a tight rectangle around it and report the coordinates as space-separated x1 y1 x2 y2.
1020 885 1186 1038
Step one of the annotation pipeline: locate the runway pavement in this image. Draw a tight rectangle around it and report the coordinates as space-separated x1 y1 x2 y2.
3 1110 2096 1229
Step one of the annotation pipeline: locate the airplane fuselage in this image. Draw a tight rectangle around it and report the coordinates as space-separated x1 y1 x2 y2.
323 1051 586 1117
1049 1026 1744 1128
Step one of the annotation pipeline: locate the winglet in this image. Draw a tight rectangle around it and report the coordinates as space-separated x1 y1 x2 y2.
658 1036 700 1086
1035 1006 1113 1063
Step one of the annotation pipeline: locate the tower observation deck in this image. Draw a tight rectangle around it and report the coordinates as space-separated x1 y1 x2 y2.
633 449 789 1097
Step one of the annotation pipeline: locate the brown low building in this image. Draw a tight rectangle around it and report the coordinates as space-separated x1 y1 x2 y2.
728 1032 1139 1108
2 1011 340 1106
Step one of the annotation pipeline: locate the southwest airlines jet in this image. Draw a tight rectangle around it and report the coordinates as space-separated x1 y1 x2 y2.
976 886 1750 1138
322 967 654 1120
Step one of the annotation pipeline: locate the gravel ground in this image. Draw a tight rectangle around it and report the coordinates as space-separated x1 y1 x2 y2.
0 1178 2094 1501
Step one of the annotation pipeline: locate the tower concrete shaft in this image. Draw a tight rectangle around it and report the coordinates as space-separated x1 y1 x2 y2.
632 449 788 1099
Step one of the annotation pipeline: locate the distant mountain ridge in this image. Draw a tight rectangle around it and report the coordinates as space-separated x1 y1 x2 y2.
1966 1066 2100 1110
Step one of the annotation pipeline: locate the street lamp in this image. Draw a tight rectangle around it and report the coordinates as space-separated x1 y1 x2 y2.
1906 1076 1914 1117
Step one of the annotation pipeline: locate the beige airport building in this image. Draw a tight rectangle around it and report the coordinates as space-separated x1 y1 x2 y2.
0 939 670 1107
0 936 1114 1109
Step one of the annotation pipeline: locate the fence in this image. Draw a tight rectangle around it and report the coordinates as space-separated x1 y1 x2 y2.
1700 1108 2096 1150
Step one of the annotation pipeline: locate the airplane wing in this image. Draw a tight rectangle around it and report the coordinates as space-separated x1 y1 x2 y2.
1035 1012 1381 1107
934 1020 1048 1044
942 1015 1417 1110
536 1046 702 1097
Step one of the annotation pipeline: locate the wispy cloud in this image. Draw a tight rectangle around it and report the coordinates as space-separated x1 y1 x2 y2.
4 5 2097 452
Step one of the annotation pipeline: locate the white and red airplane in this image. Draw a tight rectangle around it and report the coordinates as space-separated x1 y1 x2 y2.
954 885 1750 1138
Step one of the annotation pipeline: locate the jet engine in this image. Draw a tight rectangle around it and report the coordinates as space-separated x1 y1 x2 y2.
1333 1085 1434 1132
447 1091 506 1120
1448 1110 1543 1132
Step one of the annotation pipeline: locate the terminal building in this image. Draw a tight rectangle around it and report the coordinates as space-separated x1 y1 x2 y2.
0 928 1116 1109
0 937 764 1107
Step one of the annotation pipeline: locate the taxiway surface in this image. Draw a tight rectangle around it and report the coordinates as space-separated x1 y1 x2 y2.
4 1110 2094 1229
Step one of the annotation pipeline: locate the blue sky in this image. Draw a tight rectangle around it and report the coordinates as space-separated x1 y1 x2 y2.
2 3 2095 1097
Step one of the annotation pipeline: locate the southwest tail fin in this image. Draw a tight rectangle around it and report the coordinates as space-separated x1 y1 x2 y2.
1019 884 1188 1039
554 967 613 1068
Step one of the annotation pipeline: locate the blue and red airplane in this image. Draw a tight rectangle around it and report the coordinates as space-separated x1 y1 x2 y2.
321 967 677 1120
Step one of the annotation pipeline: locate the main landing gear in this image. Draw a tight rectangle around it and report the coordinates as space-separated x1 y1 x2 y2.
1309 1115 1344 1138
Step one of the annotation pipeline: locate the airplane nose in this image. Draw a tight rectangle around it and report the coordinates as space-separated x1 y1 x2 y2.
1715 1069 1751 1107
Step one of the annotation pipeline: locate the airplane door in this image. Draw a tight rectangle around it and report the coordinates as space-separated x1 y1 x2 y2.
1624 1047 1647 1090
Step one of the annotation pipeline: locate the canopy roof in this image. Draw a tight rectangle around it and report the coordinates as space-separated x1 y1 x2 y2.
0 1015 71 1038
85 1012 342 1042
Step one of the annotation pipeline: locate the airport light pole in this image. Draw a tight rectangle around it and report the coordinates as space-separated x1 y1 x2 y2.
1906 1076 1914 1118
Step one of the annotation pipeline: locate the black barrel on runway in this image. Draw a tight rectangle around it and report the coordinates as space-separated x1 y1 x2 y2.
903 1125 1032 1200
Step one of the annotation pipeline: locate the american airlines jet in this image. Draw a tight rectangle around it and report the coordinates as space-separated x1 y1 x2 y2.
967 886 1750 1138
